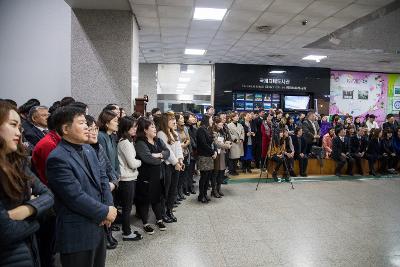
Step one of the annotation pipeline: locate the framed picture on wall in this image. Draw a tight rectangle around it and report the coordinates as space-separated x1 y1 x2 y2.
394 86 400 96
343 90 353 99
357 90 368 100
245 102 254 110
393 98 400 111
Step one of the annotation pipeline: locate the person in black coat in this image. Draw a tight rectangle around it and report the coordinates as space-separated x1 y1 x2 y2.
366 128 382 176
0 101 54 267
196 115 217 203
292 127 308 177
349 126 368 175
46 106 116 267
135 117 170 234
184 112 198 194
382 114 398 133
381 129 397 174
332 127 354 176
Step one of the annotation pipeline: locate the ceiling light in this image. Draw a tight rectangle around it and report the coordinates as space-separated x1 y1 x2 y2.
178 94 194 101
177 84 187 89
181 69 195 74
193 7 227 21
224 90 232 93
179 77 191 82
185 49 206 55
176 89 184 93
269 70 286 74
302 55 327 63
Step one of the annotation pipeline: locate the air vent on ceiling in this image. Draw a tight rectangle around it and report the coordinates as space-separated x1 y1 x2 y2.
256 25 272 33
267 54 286 58
378 60 391 64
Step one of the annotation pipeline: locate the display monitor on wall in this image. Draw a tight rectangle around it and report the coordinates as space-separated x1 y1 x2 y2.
284 95 310 111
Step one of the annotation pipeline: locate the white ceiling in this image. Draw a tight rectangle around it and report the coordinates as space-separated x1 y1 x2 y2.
157 64 211 95
129 0 400 73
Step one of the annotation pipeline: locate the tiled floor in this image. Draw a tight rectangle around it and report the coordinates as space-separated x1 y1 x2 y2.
106 178 400 267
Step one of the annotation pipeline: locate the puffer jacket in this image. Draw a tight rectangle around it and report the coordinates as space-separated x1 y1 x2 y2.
0 167 54 267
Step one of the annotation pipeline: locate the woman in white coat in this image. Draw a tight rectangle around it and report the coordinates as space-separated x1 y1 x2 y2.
117 117 143 241
227 113 244 175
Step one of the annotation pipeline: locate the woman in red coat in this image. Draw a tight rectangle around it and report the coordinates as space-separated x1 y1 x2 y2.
261 113 273 166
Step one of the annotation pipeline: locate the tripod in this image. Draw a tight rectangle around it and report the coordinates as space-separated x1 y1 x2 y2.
256 138 295 190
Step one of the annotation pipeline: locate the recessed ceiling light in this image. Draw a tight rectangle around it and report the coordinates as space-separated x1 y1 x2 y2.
269 70 286 74
302 55 327 62
179 77 191 82
181 69 195 74
177 84 187 89
224 90 232 93
193 7 227 21
185 49 206 55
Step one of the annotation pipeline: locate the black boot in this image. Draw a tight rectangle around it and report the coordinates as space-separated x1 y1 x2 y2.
211 189 221 198
166 209 177 222
106 228 117 249
217 184 224 196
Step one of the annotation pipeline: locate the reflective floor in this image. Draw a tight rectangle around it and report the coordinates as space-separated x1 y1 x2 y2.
106 178 400 267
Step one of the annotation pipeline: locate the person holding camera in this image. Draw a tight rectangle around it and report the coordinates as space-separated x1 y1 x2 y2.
332 127 354 177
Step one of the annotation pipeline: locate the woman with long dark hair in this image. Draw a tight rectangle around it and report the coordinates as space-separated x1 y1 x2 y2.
212 117 231 197
268 129 288 182
175 113 191 200
135 118 170 234
196 114 217 203
0 100 54 266
117 117 144 241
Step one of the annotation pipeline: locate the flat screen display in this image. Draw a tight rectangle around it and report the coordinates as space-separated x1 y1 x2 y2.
284 95 310 110
245 102 254 110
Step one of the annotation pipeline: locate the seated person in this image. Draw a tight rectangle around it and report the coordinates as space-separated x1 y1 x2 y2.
332 127 354 176
283 128 296 177
349 126 368 175
322 128 335 158
366 128 382 176
381 129 397 174
393 128 400 164
268 129 289 182
292 127 308 177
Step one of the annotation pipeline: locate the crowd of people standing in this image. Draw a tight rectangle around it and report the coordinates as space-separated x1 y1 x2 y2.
0 96 399 267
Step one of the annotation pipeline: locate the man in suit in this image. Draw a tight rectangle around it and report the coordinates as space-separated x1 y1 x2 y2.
382 114 398 133
46 106 117 267
302 111 320 154
349 126 368 175
292 127 308 177
332 127 354 176
24 105 49 147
